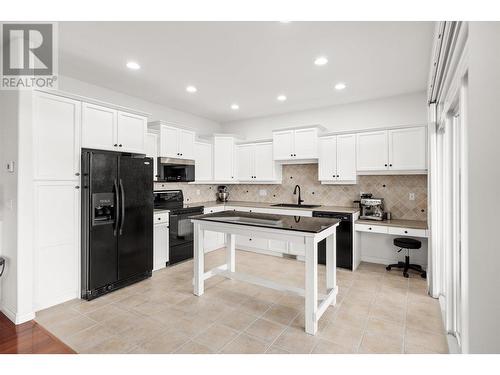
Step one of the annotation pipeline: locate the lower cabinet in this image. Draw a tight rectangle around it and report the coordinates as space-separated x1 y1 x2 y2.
153 212 169 271
34 181 80 311
203 207 226 252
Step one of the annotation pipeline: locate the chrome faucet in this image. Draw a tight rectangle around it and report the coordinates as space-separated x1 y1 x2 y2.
293 185 304 206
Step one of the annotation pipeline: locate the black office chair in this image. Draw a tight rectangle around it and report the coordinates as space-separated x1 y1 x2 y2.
386 238 426 279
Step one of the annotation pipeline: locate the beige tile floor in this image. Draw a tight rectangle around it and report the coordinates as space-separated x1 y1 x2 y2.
35 249 448 354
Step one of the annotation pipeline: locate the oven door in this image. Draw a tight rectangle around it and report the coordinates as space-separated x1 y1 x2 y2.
169 211 195 248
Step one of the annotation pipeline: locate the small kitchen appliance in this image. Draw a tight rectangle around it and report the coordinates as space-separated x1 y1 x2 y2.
216 185 229 202
359 194 385 221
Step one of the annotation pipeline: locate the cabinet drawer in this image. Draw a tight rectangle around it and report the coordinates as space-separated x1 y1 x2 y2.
387 227 427 238
154 213 169 224
236 235 267 249
355 223 388 234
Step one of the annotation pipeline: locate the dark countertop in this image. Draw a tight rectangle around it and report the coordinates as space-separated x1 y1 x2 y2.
191 210 340 234
184 200 360 214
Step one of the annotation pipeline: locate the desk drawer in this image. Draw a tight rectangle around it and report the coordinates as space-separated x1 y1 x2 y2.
154 213 169 224
355 223 388 234
387 227 427 238
203 206 225 214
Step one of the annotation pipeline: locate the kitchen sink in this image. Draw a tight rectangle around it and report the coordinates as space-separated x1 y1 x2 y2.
271 203 321 208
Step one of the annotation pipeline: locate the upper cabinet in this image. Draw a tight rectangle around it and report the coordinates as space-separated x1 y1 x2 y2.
148 122 195 160
213 135 237 181
318 134 356 184
236 142 281 182
272 127 319 161
194 141 213 181
82 102 147 154
356 127 427 173
33 91 81 180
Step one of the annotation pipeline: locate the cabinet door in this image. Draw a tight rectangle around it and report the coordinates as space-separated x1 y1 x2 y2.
273 130 294 159
294 128 318 159
33 92 81 180
179 129 195 159
82 102 117 151
318 136 337 181
254 143 275 181
34 181 79 310
388 127 427 171
336 134 357 181
356 130 388 171
153 223 169 271
214 137 235 181
194 142 213 181
160 126 179 157
236 144 254 181
117 111 146 154
145 133 158 180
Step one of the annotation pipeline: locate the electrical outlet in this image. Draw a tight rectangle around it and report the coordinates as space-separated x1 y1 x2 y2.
409 192 415 201
259 189 267 197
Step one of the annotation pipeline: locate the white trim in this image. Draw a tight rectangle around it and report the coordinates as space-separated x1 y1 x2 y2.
1 304 36 324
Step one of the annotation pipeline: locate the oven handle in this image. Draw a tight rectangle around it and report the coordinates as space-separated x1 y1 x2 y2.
119 179 125 235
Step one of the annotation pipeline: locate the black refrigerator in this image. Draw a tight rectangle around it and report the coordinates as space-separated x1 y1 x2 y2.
81 149 153 300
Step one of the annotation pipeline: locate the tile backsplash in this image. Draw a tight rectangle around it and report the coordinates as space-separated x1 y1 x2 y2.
158 164 428 221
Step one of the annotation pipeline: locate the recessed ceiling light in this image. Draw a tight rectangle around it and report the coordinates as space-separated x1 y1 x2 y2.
126 61 140 70
277 95 287 102
231 104 239 110
314 56 328 66
334 82 347 90
279 21 291 23
186 85 197 93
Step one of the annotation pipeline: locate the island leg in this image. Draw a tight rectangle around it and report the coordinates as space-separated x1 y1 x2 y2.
326 233 337 305
225 233 236 273
305 237 318 335
193 222 205 296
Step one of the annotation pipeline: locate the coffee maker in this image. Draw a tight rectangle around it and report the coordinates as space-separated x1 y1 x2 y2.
359 193 385 221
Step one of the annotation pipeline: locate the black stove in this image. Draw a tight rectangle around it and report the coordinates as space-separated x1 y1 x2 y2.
153 190 204 265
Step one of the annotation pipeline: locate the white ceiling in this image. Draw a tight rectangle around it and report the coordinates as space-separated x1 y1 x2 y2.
59 22 434 123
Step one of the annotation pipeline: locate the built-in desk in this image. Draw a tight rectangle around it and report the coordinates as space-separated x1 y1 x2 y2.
354 219 429 266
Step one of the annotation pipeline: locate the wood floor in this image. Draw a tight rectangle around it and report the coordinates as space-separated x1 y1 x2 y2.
0 312 75 354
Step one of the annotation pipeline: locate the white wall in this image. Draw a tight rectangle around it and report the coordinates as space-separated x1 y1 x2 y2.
0 91 20 320
466 22 500 354
58 75 222 135
221 91 427 140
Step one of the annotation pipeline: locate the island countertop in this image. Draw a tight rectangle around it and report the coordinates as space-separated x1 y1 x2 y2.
191 210 340 233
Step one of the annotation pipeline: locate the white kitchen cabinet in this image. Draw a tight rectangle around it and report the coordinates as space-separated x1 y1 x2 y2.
149 122 195 160
153 212 169 271
356 130 389 172
236 142 281 182
272 127 319 161
318 134 356 183
33 91 81 180
82 102 147 154
388 127 427 171
145 132 159 180
34 181 80 311
213 135 237 181
194 141 213 181
116 111 147 154
357 127 427 173
82 102 117 152
203 207 225 252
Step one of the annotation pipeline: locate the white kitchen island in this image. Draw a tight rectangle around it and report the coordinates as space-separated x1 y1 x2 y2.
191 211 340 335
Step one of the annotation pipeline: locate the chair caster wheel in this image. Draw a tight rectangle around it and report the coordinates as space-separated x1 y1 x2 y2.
386 265 391 271
421 272 427 279
403 272 409 278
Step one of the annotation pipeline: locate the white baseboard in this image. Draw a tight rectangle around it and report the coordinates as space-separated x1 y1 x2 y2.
1 304 35 324
34 290 79 313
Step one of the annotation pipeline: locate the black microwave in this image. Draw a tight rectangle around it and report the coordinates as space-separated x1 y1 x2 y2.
157 157 195 182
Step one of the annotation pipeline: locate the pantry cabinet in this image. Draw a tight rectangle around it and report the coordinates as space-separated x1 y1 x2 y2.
145 132 159 180
272 127 319 161
148 122 195 160
82 102 147 154
236 141 281 182
194 141 213 181
318 134 356 183
356 126 427 173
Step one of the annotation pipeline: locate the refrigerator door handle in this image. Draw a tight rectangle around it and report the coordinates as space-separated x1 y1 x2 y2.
119 178 125 235
113 179 119 236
